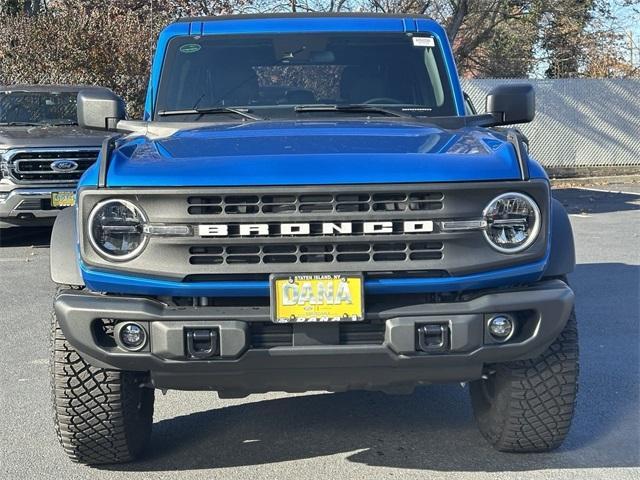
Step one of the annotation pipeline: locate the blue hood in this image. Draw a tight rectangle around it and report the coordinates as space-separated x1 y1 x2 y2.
103 120 529 187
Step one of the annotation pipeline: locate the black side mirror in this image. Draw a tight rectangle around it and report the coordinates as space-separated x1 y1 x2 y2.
485 84 535 125
77 88 126 131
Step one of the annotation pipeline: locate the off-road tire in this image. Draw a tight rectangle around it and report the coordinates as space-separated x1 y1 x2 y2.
51 311 154 464
470 309 579 452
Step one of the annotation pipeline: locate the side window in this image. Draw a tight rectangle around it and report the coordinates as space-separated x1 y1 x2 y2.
463 92 477 115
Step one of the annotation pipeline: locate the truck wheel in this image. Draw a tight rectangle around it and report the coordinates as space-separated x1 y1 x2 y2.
470 310 579 452
51 312 154 464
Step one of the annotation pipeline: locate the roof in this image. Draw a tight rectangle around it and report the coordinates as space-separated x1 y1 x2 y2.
176 12 432 24
0 84 104 93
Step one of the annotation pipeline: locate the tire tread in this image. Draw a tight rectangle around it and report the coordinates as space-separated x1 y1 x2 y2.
50 310 153 464
471 310 579 452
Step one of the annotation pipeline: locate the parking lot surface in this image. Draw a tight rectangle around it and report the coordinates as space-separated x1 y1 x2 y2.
0 187 638 480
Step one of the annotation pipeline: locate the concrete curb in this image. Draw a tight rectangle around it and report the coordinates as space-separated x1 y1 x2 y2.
550 174 640 188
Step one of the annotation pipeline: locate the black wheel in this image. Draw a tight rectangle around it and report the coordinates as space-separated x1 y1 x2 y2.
51 311 154 464
470 309 579 452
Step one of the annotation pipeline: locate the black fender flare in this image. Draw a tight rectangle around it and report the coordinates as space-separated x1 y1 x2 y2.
543 198 576 278
50 207 84 287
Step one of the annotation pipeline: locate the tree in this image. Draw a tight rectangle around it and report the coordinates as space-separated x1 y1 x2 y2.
540 0 596 77
361 0 543 77
0 0 637 120
0 0 254 116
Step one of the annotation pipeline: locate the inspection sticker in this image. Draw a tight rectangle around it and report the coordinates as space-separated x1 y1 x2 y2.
179 44 201 54
412 36 435 47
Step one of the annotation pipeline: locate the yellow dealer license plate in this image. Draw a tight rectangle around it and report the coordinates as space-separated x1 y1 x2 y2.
271 273 364 323
51 191 75 208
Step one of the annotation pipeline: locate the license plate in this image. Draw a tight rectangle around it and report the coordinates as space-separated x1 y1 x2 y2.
51 191 75 208
270 273 364 323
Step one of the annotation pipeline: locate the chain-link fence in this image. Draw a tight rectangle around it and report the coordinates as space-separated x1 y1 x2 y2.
461 79 640 168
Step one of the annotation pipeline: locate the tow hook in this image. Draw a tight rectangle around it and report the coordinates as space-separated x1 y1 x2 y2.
416 324 450 353
185 328 220 359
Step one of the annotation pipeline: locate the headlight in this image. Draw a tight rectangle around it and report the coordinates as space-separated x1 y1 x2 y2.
483 192 541 253
88 199 148 261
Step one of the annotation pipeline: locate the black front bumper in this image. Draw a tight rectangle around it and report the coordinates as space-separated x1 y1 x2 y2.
54 280 574 396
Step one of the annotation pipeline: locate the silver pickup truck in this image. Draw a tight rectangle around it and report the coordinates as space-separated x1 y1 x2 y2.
0 85 109 228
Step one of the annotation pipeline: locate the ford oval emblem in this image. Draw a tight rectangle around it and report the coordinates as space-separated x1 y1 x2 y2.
51 160 79 172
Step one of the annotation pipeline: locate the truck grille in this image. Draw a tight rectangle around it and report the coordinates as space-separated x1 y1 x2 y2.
187 191 444 215
6 149 99 184
78 182 551 281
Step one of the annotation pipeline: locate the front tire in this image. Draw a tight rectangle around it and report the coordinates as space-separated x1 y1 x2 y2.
470 310 579 452
51 311 154 464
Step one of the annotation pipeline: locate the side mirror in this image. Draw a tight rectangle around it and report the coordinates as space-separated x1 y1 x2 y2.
77 88 126 131
485 84 535 126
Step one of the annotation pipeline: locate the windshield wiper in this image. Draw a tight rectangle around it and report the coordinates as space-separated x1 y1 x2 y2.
157 107 262 121
0 121 43 126
294 104 410 118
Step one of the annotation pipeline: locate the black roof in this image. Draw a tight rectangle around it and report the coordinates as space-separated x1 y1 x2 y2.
176 12 431 23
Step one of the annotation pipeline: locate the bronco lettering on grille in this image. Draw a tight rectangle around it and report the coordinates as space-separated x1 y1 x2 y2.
198 221 434 237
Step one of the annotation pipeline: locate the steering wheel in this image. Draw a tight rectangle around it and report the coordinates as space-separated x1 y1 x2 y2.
363 97 404 105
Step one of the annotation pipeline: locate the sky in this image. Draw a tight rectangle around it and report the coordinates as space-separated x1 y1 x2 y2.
611 1 640 65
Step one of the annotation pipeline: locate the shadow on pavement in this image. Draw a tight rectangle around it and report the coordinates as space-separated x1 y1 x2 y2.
0 226 52 248
553 188 640 214
99 262 639 473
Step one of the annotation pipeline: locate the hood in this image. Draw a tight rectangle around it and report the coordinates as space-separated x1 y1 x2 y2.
0 125 109 149
104 120 526 187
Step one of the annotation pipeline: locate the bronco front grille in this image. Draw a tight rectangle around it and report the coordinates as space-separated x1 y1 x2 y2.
77 182 551 281
187 191 444 215
6 149 99 183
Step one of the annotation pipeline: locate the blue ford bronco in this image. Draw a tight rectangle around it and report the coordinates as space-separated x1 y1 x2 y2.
50 13 578 464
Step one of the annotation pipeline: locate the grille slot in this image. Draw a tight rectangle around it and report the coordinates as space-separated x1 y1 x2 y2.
249 322 386 348
16 198 67 211
189 241 443 266
187 191 443 216
8 149 99 183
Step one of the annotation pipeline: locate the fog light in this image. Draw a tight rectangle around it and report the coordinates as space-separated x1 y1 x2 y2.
488 315 514 341
119 322 146 350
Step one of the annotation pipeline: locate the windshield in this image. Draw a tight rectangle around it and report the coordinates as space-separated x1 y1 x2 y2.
155 32 457 121
0 91 78 125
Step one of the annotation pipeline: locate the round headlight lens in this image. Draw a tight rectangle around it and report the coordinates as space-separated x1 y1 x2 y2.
88 199 147 261
483 193 541 253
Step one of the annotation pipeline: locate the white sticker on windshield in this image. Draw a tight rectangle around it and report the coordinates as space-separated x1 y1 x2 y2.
413 37 435 48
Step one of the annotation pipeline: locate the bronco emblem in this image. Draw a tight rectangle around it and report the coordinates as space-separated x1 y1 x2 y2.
198 221 434 237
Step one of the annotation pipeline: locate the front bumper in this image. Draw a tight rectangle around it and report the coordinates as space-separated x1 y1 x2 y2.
0 186 74 227
54 280 574 395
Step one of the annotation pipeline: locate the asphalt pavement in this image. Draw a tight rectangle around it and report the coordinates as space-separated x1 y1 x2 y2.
0 187 638 480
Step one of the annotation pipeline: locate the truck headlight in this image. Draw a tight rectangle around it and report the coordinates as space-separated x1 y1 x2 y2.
88 199 148 261
483 192 541 253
